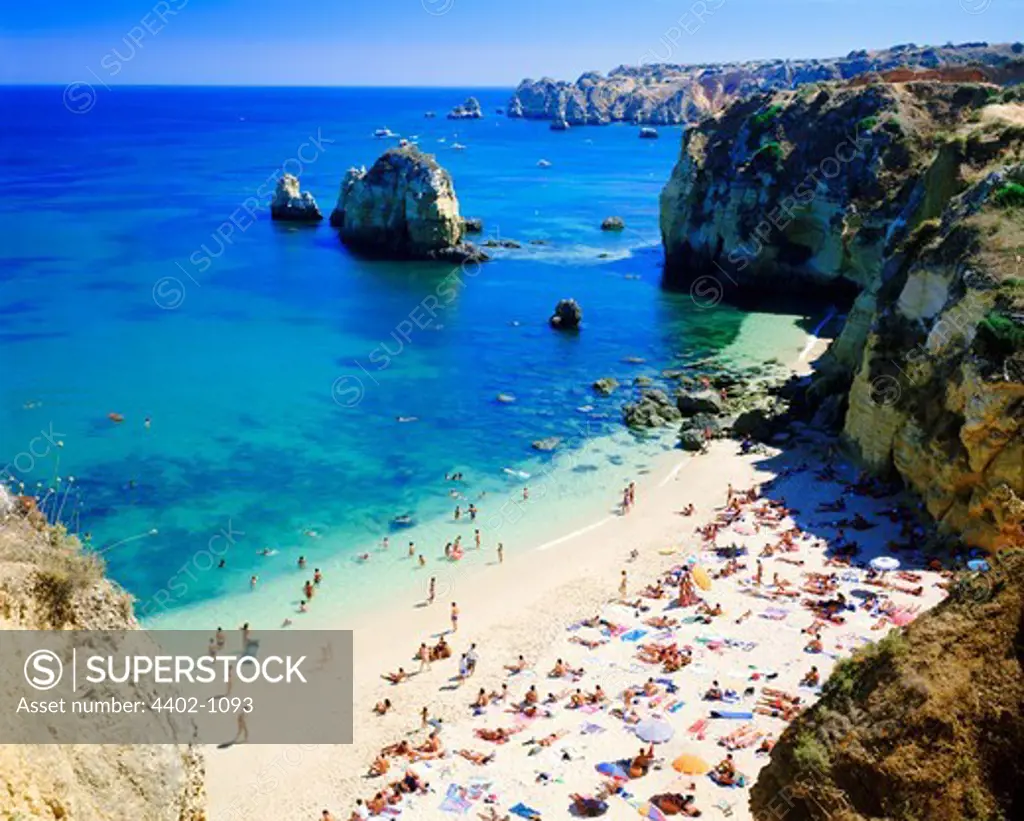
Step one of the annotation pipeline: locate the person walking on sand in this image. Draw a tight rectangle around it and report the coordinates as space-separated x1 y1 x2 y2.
408 541 415 558
755 560 763 587
421 706 429 729
418 642 431 672
450 602 460 633
497 543 504 564
466 642 478 677
427 576 436 604
418 554 426 567
619 570 628 598
474 529 481 549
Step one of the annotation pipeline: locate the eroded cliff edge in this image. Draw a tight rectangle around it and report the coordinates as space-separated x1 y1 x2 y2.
0 488 206 820
659 79 1023 552
749 549 1024 821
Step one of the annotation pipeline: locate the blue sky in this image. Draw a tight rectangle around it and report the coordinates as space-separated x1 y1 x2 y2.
1 0 1021 86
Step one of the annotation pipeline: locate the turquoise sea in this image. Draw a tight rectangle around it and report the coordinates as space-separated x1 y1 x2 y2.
0 86 814 627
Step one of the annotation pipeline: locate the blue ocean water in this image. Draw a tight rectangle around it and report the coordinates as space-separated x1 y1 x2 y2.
0 86 808 624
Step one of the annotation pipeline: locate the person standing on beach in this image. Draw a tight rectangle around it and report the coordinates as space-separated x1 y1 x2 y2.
755 560 763 587
466 643 478 677
421 706 429 729
497 543 504 564
427 576 436 604
474 529 481 549
419 554 426 567
418 642 431 672
619 570 628 598
408 541 415 558
450 602 460 633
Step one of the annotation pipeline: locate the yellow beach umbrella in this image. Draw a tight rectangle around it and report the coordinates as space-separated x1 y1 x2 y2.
692 565 712 591
672 753 710 774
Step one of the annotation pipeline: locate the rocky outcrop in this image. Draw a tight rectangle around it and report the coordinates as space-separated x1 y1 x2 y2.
330 146 486 263
270 174 323 222
0 487 206 821
550 299 582 330
676 388 725 416
657 76 1024 551
592 377 620 395
750 549 1024 821
600 216 625 231
623 389 682 429
508 42 1020 126
447 97 483 120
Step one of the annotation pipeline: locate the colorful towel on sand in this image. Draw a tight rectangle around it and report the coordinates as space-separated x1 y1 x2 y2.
710 710 753 719
580 722 606 735
439 784 472 814
510 802 542 819
668 701 686 713
761 608 789 620
621 629 648 642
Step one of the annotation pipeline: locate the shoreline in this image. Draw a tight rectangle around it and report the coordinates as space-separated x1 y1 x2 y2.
201 319 847 820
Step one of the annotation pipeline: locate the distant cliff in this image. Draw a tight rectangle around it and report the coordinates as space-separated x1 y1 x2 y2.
658 78 1023 551
508 42 1023 126
0 487 206 821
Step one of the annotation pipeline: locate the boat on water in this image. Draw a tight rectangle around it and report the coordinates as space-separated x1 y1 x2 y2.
452 143 467 150
373 127 396 138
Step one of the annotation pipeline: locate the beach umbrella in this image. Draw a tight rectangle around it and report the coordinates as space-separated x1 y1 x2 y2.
692 565 712 591
672 753 710 774
635 718 674 744
595 761 629 780
870 556 900 572
637 803 669 821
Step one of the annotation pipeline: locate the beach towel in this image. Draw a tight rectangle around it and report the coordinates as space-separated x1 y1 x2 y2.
580 722 606 735
761 608 789 620
621 629 648 642
510 802 542 820
710 710 753 719
668 701 686 713
440 784 472 814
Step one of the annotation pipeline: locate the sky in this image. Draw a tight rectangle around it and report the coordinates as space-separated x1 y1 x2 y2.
1 0 1022 86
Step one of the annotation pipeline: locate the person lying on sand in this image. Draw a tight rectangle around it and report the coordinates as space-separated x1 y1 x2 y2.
457 748 496 765
645 615 678 629
373 699 392 715
475 727 519 744
409 731 443 760
505 655 528 674
524 730 567 748
382 667 408 684
650 792 702 817
550 658 584 678
570 794 609 818
570 636 608 649
628 744 656 778
394 769 427 794
380 739 410 757
366 793 387 815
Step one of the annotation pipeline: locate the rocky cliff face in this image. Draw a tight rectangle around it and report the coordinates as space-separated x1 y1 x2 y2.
0 487 206 821
509 42 1022 126
330 145 485 263
659 79 1024 552
750 549 1024 821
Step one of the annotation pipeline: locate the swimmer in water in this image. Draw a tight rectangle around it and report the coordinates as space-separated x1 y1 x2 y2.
382 537 389 551
144 417 151 429
250 575 258 590
396 416 418 423
298 556 307 569
418 554 426 567
408 541 416 557
358 552 371 562
260 547 273 556
218 559 226 569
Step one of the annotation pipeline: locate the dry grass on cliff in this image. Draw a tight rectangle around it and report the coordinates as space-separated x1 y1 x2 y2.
750 551 1024 821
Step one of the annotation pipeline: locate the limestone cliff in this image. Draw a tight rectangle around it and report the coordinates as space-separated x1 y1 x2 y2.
0 488 206 821
659 78 1023 551
329 145 486 263
749 549 1024 821
509 41 1022 126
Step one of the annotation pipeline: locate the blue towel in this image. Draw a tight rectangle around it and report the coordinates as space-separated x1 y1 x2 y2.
510 802 542 819
621 629 648 642
710 710 753 719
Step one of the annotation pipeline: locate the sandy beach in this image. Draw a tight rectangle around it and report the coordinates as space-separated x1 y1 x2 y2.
198 326 950 821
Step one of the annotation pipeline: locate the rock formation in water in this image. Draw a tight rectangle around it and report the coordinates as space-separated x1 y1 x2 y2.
750 548 1024 821
0 487 206 821
269 174 323 222
508 42 1022 126
330 146 487 263
550 298 582 330
658 77 1024 551
447 96 483 119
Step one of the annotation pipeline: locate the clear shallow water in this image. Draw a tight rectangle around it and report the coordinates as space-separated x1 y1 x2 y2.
0 86 811 624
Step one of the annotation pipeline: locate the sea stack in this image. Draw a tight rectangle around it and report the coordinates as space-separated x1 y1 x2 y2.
330 145 488 263
549 298 582 330
447 97 483 119
269 174 323 222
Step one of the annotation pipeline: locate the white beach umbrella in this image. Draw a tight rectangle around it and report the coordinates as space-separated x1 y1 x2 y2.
870 556 900 572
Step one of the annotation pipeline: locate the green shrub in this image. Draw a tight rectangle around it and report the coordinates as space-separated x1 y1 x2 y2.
858 116 879 132
755 141 784 160
751 103 784 128
793 731 831 773
977 311 1024 357
992 181 1024 209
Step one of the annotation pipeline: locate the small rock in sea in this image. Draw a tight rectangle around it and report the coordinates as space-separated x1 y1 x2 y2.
482 239 522 249
532 436 562 452
462 217 484 233
424 111 436 118
601 216 626 231
634 375 654 387
622 356 646 364
550 118 570 131
677 388 725 416
624 273 641 280
639 127 659 139
592 377 619 395
529 239 550 245
597 252 611 259
447 96 483 120
269 174 323 223
550 298 582 330
495 108 505 115
496 393 516 404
